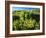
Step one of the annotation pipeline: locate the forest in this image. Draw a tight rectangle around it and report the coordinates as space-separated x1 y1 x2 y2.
12 8 40 31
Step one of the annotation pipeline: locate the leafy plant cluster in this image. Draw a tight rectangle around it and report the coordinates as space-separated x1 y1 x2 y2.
12 9 40 31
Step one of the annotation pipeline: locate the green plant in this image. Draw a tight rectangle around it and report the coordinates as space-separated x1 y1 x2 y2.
12 9 40 31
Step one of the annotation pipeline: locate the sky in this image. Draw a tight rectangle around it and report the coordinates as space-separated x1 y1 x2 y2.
12 7 39 11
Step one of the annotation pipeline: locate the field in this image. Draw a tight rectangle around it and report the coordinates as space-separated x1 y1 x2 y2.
12 8 40 31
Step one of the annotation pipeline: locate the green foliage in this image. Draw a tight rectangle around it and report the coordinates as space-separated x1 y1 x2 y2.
12 9 40 31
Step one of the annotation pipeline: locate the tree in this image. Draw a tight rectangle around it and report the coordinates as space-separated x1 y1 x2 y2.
12 9 40 31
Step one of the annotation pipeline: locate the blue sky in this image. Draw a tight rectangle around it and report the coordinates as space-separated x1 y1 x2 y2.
12 7 39 11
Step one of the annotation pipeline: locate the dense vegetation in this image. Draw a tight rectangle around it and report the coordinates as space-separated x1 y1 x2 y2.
12 9 40 31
